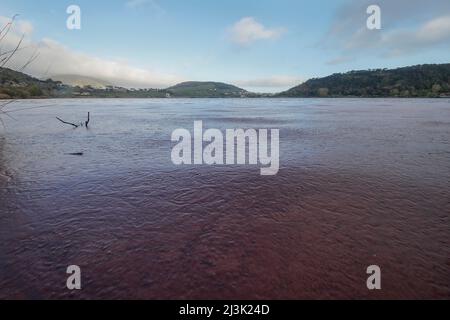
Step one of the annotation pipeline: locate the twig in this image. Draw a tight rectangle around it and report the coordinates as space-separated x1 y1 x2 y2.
3 104 56 113
0 15 18 43
42 61 53 78
0 34 24 68
0 100 17 111
56 117 79 128
85 112 90 127
19 48 40 72
0 15 19 57
0 45 30 58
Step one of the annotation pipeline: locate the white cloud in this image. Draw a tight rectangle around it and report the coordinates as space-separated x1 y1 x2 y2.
229 17 286 46
407 15 450 44
378 15 450 56
0 16 182 88
417 15 450 41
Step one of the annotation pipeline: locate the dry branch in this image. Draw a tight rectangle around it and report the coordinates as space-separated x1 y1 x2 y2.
0 100 16 110
0 34 24 68
0 14 44 129
56 117 79 128
19 48 40 72
0 15 18 43
56 113 91 129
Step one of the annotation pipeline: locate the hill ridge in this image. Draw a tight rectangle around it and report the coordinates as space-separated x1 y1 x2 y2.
1 63 450 98
279 63 450 98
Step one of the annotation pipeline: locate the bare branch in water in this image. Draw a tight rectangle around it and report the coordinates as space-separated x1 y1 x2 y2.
56 112 91 129
56 117 79 128
85 112 90 127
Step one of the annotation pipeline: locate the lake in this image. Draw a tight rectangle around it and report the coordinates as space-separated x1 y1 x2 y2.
0 98 449 299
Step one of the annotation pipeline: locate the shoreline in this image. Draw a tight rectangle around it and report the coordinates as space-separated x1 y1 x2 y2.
1 96 449 100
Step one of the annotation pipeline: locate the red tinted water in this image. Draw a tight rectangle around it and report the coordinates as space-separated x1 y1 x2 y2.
0 98 449 299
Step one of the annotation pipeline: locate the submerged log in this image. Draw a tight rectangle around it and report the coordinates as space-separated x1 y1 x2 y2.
65 152 84 156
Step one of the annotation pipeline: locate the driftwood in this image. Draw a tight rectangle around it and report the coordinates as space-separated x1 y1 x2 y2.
56 112 90 128
56 117 79 128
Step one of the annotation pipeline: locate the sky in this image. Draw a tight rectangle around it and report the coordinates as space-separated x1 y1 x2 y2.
1 0 450 92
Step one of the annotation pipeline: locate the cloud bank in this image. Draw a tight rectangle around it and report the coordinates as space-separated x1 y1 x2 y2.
0 16 182 88
0 15 296 92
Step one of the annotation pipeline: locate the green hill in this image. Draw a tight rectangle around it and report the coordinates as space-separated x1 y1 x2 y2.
280 64 450 98
0 71 251 98
0 67 61 99
167 81 247 98
2 64 450 99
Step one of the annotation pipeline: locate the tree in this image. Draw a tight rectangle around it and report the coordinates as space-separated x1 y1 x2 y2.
432 84 441 93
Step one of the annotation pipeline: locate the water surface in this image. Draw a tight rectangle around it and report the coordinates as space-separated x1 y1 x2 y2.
0 98 449 299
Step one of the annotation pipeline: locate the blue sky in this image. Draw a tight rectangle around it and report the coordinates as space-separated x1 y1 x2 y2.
1 0 450 92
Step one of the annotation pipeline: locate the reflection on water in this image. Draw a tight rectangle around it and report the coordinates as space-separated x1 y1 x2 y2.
0 98 449 299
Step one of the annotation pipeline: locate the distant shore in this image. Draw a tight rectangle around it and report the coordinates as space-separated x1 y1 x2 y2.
2 63 449 99
2 96 450 101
